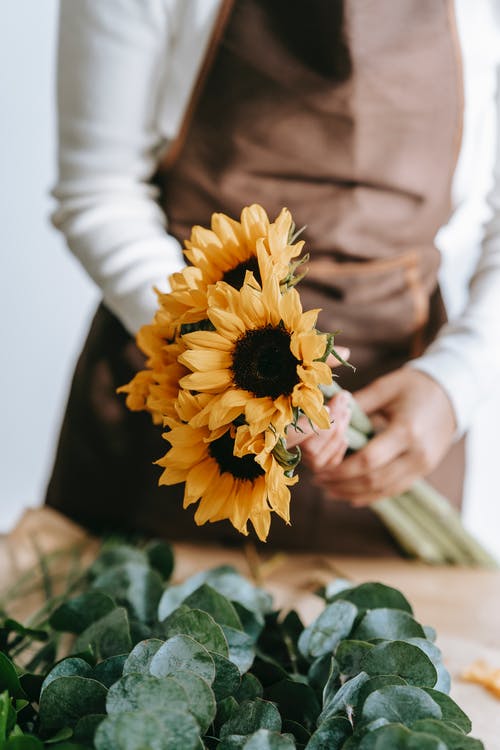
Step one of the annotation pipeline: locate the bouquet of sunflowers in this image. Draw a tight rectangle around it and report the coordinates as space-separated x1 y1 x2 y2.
120 205 497 566
120 205 336 541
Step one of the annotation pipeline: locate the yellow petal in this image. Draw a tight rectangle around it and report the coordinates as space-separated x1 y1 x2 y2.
291 331 327 362
208 308 246 338
184 458 219 506
279 288 303 330
179 369 233 393
241 204 270 247
207 389 249 430
178 349 233 372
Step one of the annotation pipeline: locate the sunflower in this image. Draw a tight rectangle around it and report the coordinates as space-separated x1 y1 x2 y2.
178 270 333 440
157 391 297 541
157 204 304 325
117 313 188 424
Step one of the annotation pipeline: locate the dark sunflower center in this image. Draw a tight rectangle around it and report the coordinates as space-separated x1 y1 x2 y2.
208 431 265 481
222 255 261 288
231 325 300 399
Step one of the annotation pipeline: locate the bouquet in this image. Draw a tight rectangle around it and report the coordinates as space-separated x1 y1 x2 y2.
120 205 334 542
119 205 497 566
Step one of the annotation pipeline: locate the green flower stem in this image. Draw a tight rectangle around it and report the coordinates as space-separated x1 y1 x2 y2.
372 497 446 563
393 493 470 565
410 480 499 569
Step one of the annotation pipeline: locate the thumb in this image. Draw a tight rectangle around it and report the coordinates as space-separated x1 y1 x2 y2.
353 372 398 417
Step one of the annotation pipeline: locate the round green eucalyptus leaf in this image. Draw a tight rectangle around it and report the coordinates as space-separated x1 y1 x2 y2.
92 562 164 624
220 699 282 739
203 568 273 618
41 658 93 695
73 607 132 660
265 679 320 732
357 723 447 750
243 730 296 749
182 585 243 630
39 676 108 732
122 638 163 675
352 609 425 641
423 626 437 642
222 626 255 673
162 607 229 657
90 545 148 578
219 729 295 750
144 540 174 580
411 719 485 749
106 673 187 715
49 592 116 634
149 634 216 684
421 689 471 733
158 566 272 623
309 654 339 694
298 601 358 659
361 685 442 726
326 582 413 614
211 652 242 701
362 641 437 687
235 673 264 703
321 660 341 708
217 695 240 727
306 716 352 749
233 603 264 640
91 654 127 688
335 640 374 677
403 638 451 693
318 671 370 723
173 669 217 733
94 708 201 750
73 713 106 744
355 675 408 711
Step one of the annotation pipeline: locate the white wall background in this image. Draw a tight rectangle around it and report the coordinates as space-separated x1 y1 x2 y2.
0 1 99 531
0 1 498 557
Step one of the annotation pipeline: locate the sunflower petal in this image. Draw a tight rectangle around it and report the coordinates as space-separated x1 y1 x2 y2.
179 370 233 393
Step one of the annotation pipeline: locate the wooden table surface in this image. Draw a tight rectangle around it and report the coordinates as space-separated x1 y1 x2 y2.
1 508 499 749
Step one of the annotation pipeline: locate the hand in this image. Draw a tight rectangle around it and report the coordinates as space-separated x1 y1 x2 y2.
313 367 457 505
286 347 352 471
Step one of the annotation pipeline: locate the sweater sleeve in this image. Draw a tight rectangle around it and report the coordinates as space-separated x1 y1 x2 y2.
409 65 500 437
52 0 213 335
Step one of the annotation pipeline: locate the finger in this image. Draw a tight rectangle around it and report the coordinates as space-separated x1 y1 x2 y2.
319 422 407 482
316 433 349 471
286 390 349 449
353 372 398 416
300 393 350 456
304 409 350 470
320 450 417 502
323 453 421 506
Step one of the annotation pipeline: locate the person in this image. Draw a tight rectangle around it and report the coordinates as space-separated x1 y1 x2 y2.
46 0 500 554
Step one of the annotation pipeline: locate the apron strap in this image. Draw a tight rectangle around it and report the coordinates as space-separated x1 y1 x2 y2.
162 0 235 171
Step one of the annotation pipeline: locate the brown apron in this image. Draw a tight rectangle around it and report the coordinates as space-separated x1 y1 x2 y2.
46 0 465 555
